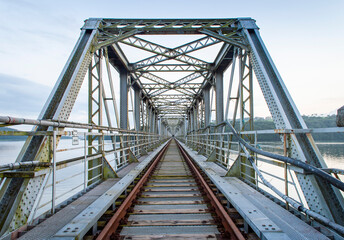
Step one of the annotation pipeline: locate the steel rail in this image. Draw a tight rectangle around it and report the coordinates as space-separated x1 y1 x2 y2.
176 140 245 240
95 139 171 240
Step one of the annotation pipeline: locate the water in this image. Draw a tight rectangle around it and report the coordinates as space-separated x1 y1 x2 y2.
316 142 344 168
0 138 120 218
257 141 344 169
0 139 343 217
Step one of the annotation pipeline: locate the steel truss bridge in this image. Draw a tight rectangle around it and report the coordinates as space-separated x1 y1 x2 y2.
0 18 344 239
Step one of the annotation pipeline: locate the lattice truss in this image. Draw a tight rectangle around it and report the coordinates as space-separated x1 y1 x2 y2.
2 19 343 236
93 18 247 129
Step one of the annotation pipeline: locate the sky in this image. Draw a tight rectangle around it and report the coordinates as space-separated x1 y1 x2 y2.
0 0 343 122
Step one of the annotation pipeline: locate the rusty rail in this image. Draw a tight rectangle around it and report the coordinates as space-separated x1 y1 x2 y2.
176 140 245 240
95 140 171 240
97 139 245 239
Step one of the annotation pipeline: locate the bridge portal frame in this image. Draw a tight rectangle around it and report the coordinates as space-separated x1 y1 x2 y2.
0 17 343 236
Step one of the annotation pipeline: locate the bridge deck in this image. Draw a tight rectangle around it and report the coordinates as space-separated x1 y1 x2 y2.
12 140 330 240
119 140 221 239
178 141 329 240
15 150 153 240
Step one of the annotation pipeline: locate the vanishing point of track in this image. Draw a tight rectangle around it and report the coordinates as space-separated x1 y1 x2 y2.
96 140 246 240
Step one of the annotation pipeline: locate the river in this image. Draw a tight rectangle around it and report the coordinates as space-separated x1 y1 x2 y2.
0 139 343 218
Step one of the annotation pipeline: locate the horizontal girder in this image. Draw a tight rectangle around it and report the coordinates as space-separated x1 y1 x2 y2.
92 19 246 120
100 18 238 34
87 18 247 123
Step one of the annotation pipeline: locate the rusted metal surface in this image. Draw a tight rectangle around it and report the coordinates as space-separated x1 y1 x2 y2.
176 140 245 240
95 139 247 239
95 140 171 240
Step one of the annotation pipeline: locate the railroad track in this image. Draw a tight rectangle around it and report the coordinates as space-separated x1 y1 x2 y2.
94 140 249 240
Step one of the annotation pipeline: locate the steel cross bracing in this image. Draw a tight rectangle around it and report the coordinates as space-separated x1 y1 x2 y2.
0 17 344 238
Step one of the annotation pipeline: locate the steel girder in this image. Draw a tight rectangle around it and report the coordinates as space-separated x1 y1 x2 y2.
239 19 344 223
88 51 104 183
137 64 205 72
0 19 101 234
100 18 237 35
150 72 204 96
120 36 209 70
2 17 342 235
140 72 194 96
96 18 245 121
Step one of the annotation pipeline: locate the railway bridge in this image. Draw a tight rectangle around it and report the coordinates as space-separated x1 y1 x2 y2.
0 18 344 239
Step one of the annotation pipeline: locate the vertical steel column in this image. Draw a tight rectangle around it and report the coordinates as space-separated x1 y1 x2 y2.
193 102 198 131
88 50 103 185
238 50 255 183
240 18 344 222
119 67 128 164
145 101 150 132
154 113 158 134
215 71 224 164
0 20 100 235
190 109 194 131
225 49 237 120
161 122 166 136
151 110 155 133
158 118 161 135
119 67 128 130
184 116 187 137
204 85 211 127
215 71 224 124
239 50 244 131
134 87 141 131
147 106 152 133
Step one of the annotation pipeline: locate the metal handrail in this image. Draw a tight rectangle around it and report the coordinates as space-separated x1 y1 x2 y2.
184 121 344 234
186 120 344 191
221 121 344 191
0 115 158 135
0 119 168 220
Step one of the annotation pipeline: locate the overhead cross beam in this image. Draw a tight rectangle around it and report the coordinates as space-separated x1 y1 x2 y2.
120 36 209 70
140 72 194 96
150 72 205 96
3 18 341 237
100 18 237 34
137 64 205 72
132 36 220 70
200 29 247 50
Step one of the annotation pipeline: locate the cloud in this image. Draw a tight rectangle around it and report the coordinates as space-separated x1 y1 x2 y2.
0 73 51 118
0 72 90 124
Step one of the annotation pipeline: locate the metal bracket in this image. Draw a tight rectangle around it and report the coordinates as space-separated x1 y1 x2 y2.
225 156 241 177
102 155 118 179
82 18 102 30
128 149 139 163
197 147 205 156
206 149 216 162
140 148 148 156
237 18 259 30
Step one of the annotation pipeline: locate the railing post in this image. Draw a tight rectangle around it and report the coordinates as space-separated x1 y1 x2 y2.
52 129 57 214
238 137 242 177
114 134 118 169
254 131 258 189
84 132 87 192
102 133 105 178
284 133 289 210
207 128 210 156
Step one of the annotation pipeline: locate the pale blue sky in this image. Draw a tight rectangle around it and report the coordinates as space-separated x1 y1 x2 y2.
0 0 343 119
